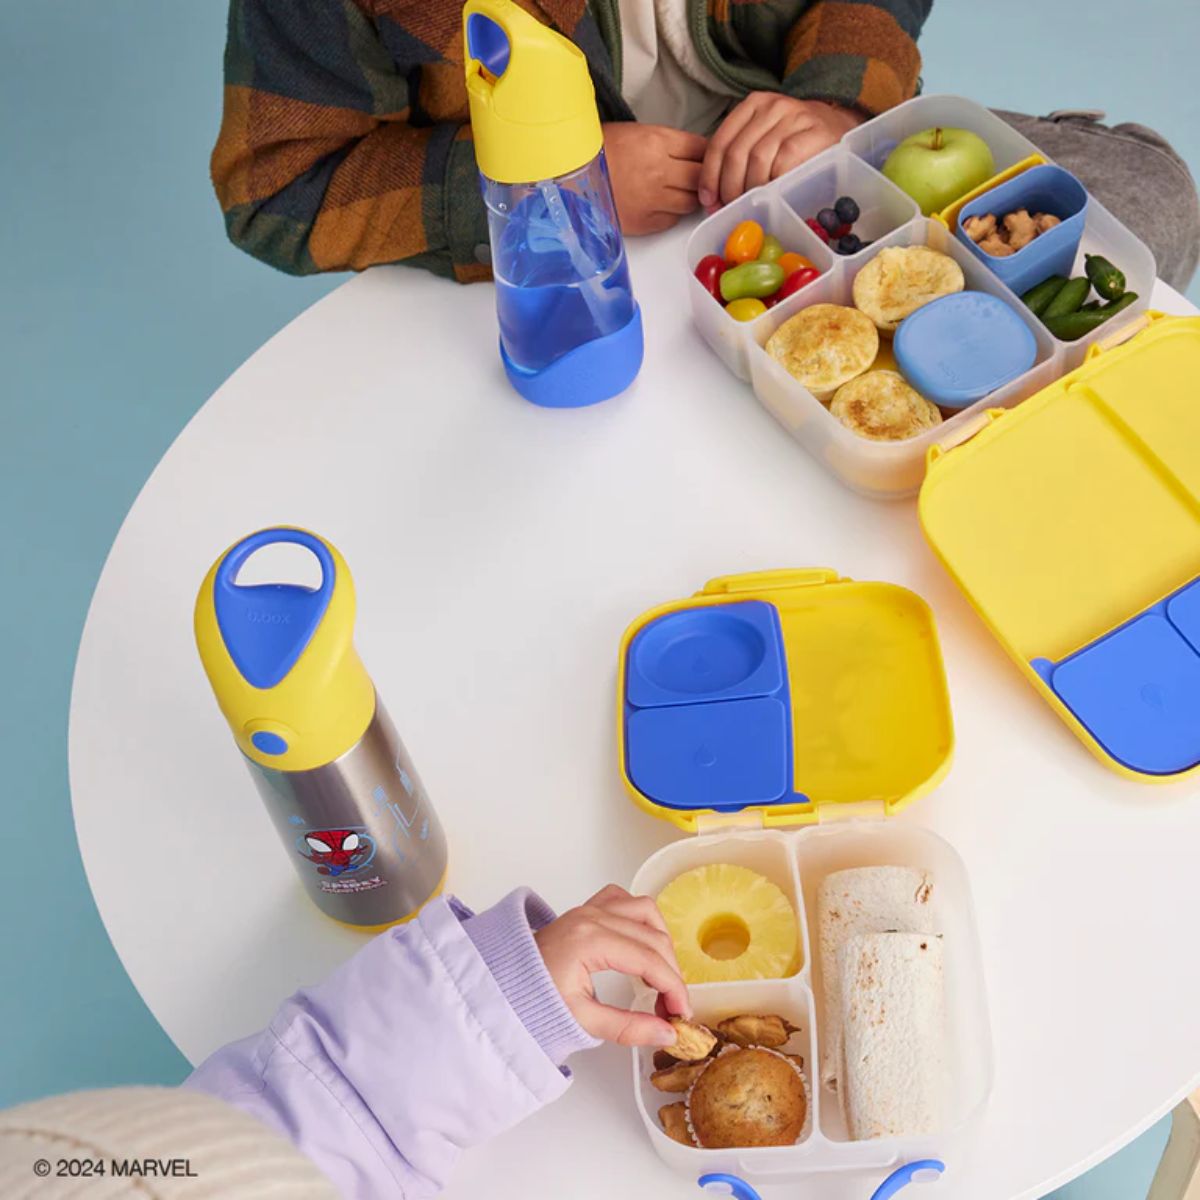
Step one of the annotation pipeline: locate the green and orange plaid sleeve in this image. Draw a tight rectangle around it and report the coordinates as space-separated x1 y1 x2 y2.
211 0 491 281
780 0 931 116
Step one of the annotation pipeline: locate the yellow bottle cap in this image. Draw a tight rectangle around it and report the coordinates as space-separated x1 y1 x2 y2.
463 0 603 185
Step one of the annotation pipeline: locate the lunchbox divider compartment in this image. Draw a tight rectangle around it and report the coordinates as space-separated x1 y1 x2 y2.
632 975 825 1161
761 190 840 275
842 94 1043 176
629 829 811 984
790 823 993 1147
775 147 921 249
742 217 1059 498
954 164 1089 296
685 186 841 381
1049 194 1156 363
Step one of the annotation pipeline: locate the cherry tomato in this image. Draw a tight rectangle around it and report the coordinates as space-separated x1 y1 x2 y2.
757 234 784 264
724 219 765 265
719 261 785 302
725 297 767 322
693 254 726 302
775 266 821 302
804 217 830 244
777 252 815 276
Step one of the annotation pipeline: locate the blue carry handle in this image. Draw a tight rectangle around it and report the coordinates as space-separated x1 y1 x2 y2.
213 527 336 690
698 1174 762 1200
870 1159 946 1199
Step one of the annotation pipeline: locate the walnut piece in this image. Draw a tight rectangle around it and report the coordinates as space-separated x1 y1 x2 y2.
650 1059 709 1093
659 1101 695 1146
667 1018 719 1061
963 213 996 243
1003 208 1038 250
716 1013 799 1049
979 233 1015 257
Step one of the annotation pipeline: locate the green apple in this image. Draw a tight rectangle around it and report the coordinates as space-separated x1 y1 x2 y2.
882 127 996 216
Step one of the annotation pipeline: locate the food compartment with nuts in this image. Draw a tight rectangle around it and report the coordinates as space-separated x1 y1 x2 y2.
686 94 1156 497
618 569 990 1184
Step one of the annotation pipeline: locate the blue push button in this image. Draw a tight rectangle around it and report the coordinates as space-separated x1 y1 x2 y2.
251 731 289 755
627 697 789 811
1049 612 1200 776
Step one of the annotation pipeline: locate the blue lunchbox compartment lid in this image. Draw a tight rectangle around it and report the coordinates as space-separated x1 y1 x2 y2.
894 291 1038 410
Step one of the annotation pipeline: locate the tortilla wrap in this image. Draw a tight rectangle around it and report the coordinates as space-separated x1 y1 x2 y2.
839 931 946 1140
817 865 937 1090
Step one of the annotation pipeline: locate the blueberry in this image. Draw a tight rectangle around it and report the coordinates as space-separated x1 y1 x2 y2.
816 207 841 236
834 195 860 225
837 233 862 254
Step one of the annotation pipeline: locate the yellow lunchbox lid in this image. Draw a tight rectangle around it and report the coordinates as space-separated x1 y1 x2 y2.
920 314 1200 782
617 569 954 832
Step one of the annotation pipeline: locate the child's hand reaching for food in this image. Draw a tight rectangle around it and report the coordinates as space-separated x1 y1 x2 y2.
603 122 707 235
535 884 690 1047
700 94 864 210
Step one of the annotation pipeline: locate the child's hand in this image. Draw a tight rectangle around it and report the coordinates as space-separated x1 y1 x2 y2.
699 94 864 210
603 123 707 236
535 884 690 1047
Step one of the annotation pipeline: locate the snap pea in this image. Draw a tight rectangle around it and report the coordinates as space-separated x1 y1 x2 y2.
1021 276 1069 318
1084 254 1126 301
720 261 785 302
1043 291 1138 341
1042 276 1091 320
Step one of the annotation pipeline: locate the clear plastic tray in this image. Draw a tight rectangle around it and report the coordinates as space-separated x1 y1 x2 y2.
628 822 993 1184
686 95 1157 499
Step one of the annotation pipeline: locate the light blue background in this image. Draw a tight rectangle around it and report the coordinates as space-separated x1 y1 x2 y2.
2 0 1196 1193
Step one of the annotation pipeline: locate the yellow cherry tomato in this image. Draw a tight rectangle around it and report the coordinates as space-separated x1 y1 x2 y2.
777 252 815 276
724 220 765 265
725 297 767 322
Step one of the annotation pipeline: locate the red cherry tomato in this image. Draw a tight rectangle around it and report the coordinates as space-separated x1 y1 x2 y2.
804 217 830 244
775 266 821 302
693 254 726 302
724 220 765 264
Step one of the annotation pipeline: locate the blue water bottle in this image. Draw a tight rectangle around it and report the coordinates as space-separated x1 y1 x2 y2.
463 0 644 408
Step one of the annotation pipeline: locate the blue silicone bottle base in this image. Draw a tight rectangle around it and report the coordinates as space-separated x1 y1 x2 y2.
501 304 644 408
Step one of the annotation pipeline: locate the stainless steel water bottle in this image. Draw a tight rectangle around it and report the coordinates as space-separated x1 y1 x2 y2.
194 526 448 929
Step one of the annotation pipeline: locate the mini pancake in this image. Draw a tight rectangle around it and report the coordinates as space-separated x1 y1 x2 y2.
830 371 943 442
852 245 965 333
764 304 879 401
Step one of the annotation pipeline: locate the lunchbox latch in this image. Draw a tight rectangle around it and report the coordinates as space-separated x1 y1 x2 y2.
1084 310 1162 359
816 798 888 823
926 408 1006 467
702 569 841 596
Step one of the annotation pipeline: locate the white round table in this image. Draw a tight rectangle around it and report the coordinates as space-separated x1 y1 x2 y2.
71 223 1198 1200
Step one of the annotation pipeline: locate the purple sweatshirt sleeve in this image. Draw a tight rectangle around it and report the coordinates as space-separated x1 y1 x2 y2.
184 889 599 1198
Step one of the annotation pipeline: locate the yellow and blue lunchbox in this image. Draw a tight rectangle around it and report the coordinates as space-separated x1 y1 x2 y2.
615 570 992 1186
920 313 1200 782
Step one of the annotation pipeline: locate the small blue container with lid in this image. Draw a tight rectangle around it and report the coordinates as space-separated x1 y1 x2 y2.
894 291 1038 410
956 164 1089 297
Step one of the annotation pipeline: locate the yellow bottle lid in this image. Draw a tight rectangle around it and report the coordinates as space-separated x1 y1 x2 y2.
463 0 603 185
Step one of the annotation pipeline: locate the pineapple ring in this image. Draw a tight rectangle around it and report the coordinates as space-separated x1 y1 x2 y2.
657 864 800 984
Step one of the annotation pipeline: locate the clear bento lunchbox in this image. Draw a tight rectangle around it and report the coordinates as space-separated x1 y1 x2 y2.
616 569 993 1187
686 95 1156 499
